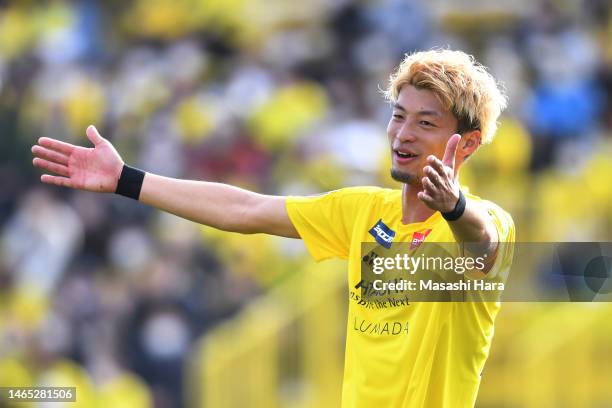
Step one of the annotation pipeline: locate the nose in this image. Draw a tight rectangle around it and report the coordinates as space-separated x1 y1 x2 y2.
395 122 417 143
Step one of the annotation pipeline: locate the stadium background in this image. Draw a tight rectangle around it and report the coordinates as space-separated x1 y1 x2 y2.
0 0 611 406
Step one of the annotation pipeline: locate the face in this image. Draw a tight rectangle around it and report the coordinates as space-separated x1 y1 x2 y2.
386 85 476 185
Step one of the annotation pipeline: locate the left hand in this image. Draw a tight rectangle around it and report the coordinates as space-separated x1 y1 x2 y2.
417 133 461 213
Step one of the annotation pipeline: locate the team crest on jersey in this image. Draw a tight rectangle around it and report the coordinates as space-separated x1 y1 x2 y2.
369 219 396 249
410 228 432 249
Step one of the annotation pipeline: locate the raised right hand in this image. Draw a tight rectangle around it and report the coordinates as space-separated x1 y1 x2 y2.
32 125 124 193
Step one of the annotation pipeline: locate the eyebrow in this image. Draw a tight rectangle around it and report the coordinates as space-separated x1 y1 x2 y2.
392 103 442 117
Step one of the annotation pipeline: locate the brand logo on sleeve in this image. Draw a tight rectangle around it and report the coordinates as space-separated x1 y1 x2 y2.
369 219 396 249
410 228 432 249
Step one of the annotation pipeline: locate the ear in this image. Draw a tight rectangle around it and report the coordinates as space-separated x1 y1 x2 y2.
456 130 481 166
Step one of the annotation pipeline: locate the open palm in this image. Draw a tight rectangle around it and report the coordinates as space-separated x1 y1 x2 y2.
32 125 124 193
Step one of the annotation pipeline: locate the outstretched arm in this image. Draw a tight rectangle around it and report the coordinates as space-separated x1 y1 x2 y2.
32 125 299 238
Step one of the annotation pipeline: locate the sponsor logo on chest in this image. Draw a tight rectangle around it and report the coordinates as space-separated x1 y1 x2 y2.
369 219 396 249
410 228 432 249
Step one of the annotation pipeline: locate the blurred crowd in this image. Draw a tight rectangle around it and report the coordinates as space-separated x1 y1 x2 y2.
0 0 611 407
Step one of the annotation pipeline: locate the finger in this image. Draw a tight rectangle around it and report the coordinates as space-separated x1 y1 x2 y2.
442 134 461 168
423 166 443 187
33 158 70 177
86 125 104 146
31 145 69 165
427 155 446 174
422 177 438 195
41 174 73 188
38 137 76 156
417 191 434 204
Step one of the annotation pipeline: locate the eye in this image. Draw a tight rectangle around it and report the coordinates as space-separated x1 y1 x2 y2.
419 120 435 127
392 113 403 120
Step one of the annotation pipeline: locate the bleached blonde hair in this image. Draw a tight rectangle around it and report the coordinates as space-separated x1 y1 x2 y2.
385 49 507 144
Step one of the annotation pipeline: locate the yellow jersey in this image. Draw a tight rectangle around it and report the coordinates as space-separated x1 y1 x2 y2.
286 186 515 408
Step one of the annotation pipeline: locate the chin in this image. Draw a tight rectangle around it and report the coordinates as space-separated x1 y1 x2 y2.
390 168 419 185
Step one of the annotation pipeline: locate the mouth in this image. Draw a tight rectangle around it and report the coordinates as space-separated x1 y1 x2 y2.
393 149 419 163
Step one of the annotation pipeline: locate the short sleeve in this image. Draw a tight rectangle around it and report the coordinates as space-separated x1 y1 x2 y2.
484 201 515 279
285 187 379 262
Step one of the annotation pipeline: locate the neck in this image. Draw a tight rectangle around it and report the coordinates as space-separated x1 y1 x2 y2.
401 183 435 225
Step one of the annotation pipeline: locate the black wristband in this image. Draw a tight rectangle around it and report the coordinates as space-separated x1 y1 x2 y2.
115 164 145 200
441 190 466 221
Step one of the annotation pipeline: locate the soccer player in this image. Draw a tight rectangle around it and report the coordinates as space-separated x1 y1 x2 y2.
32 49 514 407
